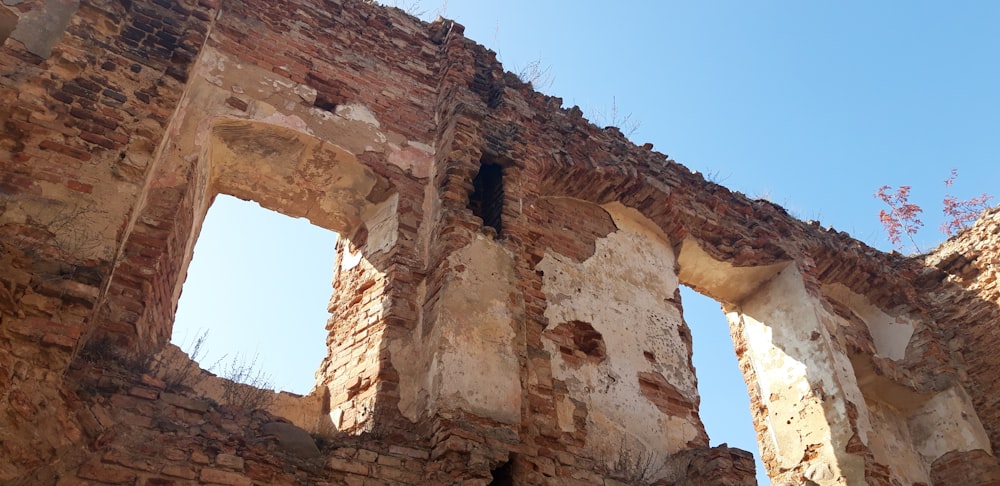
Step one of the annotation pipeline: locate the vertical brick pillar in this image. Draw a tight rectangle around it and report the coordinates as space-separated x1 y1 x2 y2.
728 265 866 484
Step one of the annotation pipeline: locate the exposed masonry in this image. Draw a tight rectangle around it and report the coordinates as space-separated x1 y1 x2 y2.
1 0 999 484
470 160 504 236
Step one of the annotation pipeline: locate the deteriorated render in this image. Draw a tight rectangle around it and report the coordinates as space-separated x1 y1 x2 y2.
1 0 999 484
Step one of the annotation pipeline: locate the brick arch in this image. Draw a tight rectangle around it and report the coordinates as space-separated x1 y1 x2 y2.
523 130 792 274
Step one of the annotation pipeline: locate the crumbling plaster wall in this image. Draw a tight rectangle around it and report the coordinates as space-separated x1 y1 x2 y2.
728 265 874 484
392 234 522 428
2 0 999 484
537 202 706 461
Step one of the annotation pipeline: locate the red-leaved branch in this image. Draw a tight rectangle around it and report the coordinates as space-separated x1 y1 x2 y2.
941 169 992 237
875 169 993 254
875 184 923 253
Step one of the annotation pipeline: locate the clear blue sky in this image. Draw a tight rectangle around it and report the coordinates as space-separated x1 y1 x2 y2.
172 3 999 484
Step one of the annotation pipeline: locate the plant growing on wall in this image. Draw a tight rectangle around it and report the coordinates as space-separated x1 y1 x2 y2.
874 184 924 253
220 352 276 410
941 169 993 236
592 96 642 137
875 169 993 253
604 439 667 485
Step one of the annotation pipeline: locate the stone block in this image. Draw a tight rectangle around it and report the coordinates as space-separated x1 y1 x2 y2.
199 468 252 486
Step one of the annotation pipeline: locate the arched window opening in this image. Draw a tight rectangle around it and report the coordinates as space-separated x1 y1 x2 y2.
171 195 335 396
682 285 770 485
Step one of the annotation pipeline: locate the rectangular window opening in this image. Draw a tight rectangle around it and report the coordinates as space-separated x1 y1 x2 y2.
170 195 336 398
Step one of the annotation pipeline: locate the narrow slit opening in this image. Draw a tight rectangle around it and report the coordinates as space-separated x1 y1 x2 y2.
470 161 504 235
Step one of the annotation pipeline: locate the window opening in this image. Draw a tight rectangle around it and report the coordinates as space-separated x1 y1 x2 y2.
171 195 336 395
470 160 504 234
681 285 770 485
488 459 514 486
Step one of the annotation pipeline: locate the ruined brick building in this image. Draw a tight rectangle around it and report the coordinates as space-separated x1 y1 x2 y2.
2 0 1000 484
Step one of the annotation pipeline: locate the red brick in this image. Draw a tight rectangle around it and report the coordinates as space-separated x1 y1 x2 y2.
199 467 252 486
77 463 137 485
161 464 197 480
66 179 93 193
38 139 92 161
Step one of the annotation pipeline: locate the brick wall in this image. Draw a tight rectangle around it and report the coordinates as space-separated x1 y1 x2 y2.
926 208 1000 452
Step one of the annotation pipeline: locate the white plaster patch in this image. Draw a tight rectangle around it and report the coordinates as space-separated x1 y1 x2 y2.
406 140 433 153
909 386 992 462
435 303 521 422
362 194 399 255
386 143 434 178
823 283 914 361
863 397 929 484
335 103 381 128
730 308 819 472
293 84 318 104
678 237 788 304
341 246 363 271
330 408 344 430
271 77 296 90
421 236 522 425
308 106 337 121
195 47 227 87
257 111 313 136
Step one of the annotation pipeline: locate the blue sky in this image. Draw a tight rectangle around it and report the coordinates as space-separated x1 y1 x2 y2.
172 3 999 483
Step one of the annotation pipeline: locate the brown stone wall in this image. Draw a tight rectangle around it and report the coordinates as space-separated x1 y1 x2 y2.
2 0 999 484
1 0 216 351
1 0 217 479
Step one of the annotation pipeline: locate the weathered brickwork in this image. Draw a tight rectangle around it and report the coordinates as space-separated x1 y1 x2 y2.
926 208 1000 453
2 0 999 484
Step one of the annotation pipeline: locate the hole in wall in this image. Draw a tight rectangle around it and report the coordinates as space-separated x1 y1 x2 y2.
488 459 514 486
681 284 770 485
313 94 338 112
171 195 336 395
470 160 504 235
544 320 607 367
